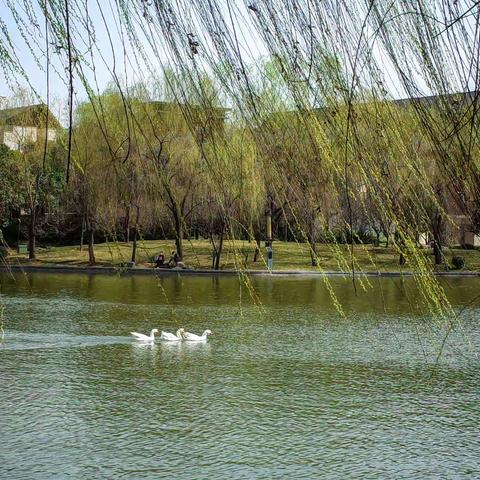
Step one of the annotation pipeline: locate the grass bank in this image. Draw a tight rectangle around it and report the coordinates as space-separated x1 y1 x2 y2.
3 239 480 273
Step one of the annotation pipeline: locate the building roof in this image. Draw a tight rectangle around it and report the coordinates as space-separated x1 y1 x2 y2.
0 103 61 129
144 100 228 120
391 90 478 109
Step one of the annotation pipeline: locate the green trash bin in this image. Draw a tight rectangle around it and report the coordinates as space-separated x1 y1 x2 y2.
18 244 28 254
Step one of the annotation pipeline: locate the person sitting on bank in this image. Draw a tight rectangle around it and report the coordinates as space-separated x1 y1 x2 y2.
154 251 165 268
168 251 179 267
169 251 185 268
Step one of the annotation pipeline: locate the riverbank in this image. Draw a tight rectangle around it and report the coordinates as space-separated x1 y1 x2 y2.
2 264 480 277
3 239 480 274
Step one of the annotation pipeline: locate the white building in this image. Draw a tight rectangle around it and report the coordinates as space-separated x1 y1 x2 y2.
0 104 60 151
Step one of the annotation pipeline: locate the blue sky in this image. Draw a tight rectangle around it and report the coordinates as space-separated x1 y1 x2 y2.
0 0 268 109
0 1 128 107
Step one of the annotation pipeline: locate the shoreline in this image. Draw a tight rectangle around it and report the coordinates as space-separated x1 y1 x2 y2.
1 264 480 277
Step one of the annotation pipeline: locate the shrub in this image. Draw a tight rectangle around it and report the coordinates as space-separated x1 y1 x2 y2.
0 246 8 259
451 256 465 270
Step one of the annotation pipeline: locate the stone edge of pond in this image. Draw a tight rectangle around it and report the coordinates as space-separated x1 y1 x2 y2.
1 264 480 278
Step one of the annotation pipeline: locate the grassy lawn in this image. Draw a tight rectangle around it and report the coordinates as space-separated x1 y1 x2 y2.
5 239 480 272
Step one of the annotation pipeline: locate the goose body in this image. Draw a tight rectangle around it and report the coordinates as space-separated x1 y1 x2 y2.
183 329 212 342
160 328 185 342
130 328 158 342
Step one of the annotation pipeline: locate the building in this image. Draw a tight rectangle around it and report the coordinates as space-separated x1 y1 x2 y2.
262 90 480 247
0 103 61 151
142 100 228 142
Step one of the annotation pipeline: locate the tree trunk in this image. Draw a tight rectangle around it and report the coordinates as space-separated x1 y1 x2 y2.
309 241 318 266
125 205 130 243
174 213 184 260
253 223 261 262
308 222 318 266
214 230 224 270
131 227 138 264
131 206 140 264
88 228 96 265
165 193 185 260
28 210 36 260
395 229 405 265
433 240 442 265
384 223 392 248
79 215 86 251
210 224 225 270
432 213 443 265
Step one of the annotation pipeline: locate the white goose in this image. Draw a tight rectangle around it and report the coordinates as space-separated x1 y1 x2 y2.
160 328 185 342
183 329 213 342
130 328 158 342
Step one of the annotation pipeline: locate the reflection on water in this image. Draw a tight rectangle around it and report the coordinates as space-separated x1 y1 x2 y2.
0 272 479 479
130 341 159 363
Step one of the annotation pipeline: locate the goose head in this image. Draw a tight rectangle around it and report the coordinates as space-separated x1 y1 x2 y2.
176 327 186 337
151 328 159 335
204 329 213 336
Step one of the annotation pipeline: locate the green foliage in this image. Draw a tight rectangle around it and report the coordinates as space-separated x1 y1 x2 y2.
451 256 465 270
0 144 23 221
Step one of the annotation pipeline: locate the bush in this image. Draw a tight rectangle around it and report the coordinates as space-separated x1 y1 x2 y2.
451 256 465 270
0 246 8 259
332 229 378 245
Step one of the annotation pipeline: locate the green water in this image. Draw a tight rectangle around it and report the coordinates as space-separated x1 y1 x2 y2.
1 273 479 479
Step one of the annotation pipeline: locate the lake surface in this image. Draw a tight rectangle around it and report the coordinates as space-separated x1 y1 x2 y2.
1 272 479 479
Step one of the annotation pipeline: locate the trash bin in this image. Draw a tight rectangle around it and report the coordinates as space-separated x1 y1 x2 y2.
18 244 28 254
266 246 273 270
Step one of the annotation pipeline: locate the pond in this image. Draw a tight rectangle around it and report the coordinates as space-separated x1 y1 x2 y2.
1 272 479 479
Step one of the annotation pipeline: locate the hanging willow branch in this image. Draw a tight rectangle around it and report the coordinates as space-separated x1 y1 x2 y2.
64 0 73 183
1 0 479 324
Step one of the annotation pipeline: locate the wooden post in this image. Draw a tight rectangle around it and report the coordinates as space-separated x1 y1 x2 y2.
266 207 273 270
266 213 272 243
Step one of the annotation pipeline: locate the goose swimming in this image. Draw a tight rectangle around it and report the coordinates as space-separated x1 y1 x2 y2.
130 328 158 342
183 329 212 342
160 328 185 342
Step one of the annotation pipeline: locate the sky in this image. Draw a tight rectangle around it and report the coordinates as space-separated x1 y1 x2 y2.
0 0 269 111
0 1 132 113
0 1 401 107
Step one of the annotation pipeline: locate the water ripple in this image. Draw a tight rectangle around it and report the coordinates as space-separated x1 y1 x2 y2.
1 274 479 479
